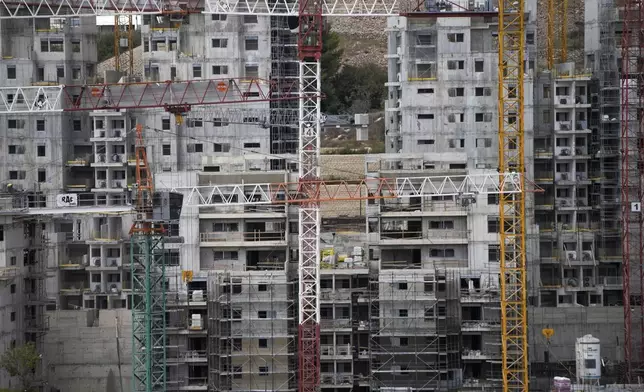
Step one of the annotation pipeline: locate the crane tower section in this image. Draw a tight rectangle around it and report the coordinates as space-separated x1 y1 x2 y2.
620 0 644 381
498 0 529 390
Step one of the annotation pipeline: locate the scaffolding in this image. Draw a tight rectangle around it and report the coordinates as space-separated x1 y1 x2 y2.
24 220 50 390
208 271 297 392
589 0 621 266
369 270 462 392
269 16 299 161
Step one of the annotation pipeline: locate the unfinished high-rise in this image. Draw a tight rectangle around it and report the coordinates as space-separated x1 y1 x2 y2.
527 1 628 388
1 0 641 391
377 3 537 388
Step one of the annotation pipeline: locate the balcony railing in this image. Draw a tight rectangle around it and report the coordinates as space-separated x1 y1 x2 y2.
540 277 562 288
200 231 285 242
320 319 352 329
320 344 352 356
320 373 353 385
167 349 207 361
603 276 623 286
553 68 592 79
320 290 352 301
380 230 468 240
90 231 123 242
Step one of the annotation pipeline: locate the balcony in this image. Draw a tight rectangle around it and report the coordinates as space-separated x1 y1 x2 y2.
602 276 623 287
378 230 468 245
320 318 352 329
534 171 554 183
556 94 591 108
574 120 592 132
66 181 93 192
87 231 124 245
534 148 553 159
59 285 85 295
462 350 500 360
92 153 126 167
555 121 573 132
59 256 88 270
94 180 131 192
553 68 592 81
320 344 352 358
539 277 562 289
320 290 352 302
0 267 18 281
379 200 467 216
555 172 575 184
320 373 353 386
167 349 207 363
66 156 91 167
199 231 287 247
460 288 500 303
552 197 591 210
462 321 501 332
556 147 590 160
105 282 122 294
90 128 125 141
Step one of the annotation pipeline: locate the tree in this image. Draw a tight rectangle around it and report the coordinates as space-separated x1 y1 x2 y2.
0 342 40 392
333 63 387 113
321 25 344 113
320 24 387 114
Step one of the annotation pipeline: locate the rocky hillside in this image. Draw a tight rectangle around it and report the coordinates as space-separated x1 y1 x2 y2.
97 45 144 80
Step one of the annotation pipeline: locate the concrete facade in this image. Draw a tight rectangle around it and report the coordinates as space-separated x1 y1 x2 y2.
0 1 638 392
43 309 132 392
378 6 537 388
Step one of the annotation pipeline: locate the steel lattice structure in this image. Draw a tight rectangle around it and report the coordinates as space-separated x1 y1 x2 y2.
620 0 644 382
498 0 529 390
0 78 307 114
0 1 533 391
130 125 167 392
545 0 567 70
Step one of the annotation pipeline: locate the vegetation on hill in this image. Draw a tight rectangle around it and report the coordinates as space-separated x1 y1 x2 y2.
321 26 387 115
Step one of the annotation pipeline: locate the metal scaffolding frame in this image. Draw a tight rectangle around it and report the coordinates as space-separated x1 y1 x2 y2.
208 272 297 392
368 270 462 391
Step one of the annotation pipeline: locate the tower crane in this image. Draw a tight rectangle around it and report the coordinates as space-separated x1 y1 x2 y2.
0 1 531 392
620 0 644 382
129 124 168 391
545 0 568 70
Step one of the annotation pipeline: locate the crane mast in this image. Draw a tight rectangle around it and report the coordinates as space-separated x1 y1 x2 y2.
498 0 529 391
297 1 324 390
620 0 644 382
130 124 167 392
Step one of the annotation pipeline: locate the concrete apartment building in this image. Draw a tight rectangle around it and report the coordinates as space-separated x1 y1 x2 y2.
0 1 639 392
378 3 536 389
526 1 628 389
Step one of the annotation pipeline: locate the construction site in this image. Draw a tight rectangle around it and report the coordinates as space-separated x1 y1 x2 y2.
0 0 644 391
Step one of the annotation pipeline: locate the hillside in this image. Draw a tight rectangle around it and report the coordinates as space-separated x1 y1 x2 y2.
333 0 586 68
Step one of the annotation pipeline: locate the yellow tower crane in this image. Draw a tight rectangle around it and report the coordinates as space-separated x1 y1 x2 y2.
546 0 568 69
498 0 529 391
114 15 134 75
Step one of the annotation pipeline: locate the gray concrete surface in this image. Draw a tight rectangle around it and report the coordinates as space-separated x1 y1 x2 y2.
44 309 132 392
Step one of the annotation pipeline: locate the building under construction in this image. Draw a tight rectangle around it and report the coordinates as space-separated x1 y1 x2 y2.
2 0 644 391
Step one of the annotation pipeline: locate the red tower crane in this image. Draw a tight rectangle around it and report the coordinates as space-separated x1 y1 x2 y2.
620 0 644 382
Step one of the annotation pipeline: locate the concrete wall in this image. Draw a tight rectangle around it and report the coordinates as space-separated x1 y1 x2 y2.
528 307 624 363
44 309 132 392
